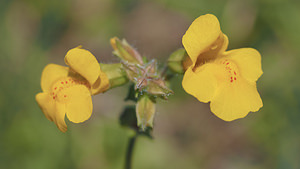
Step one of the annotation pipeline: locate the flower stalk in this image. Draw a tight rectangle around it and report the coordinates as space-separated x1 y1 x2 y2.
125 133 138 169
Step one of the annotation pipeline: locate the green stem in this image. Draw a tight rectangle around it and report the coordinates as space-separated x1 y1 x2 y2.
125 133 138 169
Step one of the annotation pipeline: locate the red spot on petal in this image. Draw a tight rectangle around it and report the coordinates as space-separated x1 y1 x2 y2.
230 80 233 83
231 77 233 79
66 81 68 84
234 72 236 75
53 96 55 99
64 95 67 98
61 82 64 84
234 77 236 80
226 62 229 65
54 87 57 90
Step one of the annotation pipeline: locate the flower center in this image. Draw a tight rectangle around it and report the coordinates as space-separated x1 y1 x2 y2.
193 34 228 70
51 77 90 101
220 59 239 83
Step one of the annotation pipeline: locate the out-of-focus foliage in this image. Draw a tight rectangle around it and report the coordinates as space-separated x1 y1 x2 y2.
0 0 300 168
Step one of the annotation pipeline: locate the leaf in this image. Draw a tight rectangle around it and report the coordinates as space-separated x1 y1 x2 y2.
125 84 138 102
119 106 138 130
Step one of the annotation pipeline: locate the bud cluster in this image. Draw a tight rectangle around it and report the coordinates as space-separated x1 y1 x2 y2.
110 37 175 131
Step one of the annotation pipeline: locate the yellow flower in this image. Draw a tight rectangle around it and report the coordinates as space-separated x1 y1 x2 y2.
36 46 109 132
182 14 263 121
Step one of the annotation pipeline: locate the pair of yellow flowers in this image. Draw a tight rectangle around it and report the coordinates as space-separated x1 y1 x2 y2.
36 14 262 132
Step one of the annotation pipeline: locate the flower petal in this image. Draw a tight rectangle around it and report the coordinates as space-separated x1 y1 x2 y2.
182 63 222 103
58 85 93 123
192 33 229 68
65 46 101 85
210 78 263 121
226 48 263 82
41 64 69 92
91 71 110 95
35 92 56 122
55 102 68 133
182 14 221 65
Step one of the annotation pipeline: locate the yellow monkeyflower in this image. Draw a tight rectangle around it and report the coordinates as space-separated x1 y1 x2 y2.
182 14 263 121
36 46 109 132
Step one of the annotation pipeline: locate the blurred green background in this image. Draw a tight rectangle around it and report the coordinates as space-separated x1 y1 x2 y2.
1 0 300 168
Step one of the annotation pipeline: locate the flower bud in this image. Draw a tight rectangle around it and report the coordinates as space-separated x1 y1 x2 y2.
168 48 189 73
121 62 140 82
110 37 143 64
136 95 156 130
147 79 174 98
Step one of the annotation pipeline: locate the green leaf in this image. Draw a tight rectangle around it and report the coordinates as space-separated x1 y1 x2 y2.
119 105 153 139
119 106 138 130
125 84 138 102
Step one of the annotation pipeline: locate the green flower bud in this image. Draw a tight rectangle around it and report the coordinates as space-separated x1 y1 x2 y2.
147 79 173 98
110 37 143 64
136 95 156 130
168 48 189 74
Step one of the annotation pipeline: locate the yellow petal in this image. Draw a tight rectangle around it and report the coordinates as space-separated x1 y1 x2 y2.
226 48 263 82
182 63 222 103
110 37 118 50
91 71 110 95
219 34 229 55
65 46 101 85
41 64 69 92
35 92 56 122
55 102 68 133
182 14 221 65
57 85 93 123
210 78 263 121
192 33 229 68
